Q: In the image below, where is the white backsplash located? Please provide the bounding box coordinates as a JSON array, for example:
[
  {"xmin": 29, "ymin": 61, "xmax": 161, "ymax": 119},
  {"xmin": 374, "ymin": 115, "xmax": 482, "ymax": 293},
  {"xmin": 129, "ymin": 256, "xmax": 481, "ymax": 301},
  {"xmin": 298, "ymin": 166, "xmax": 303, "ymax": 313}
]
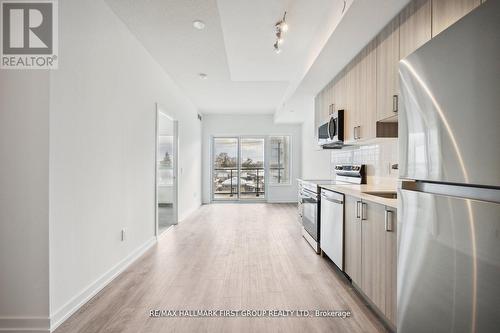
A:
[{"xmin": 331, "ymin": 139, "xmax": 399, "ymax": 186}]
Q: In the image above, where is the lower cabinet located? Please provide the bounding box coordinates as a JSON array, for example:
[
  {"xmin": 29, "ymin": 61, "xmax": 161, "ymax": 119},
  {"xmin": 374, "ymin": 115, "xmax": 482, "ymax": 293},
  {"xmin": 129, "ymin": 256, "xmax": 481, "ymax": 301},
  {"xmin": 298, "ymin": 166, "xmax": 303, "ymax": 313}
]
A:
[
  {"xmin": 361, "ymin": 201, "xmax": 387, "ymax": 314},
  {"xmin": 344, "ymin": 197, "xmax": 397, "ymax": 327},
  {"xmin": 344, "ymin": 195, "xmax": 362, "ymax": 285},
  {"xmin": 385, "ymin": 206, "xmax": 397, "ymax": 326}
]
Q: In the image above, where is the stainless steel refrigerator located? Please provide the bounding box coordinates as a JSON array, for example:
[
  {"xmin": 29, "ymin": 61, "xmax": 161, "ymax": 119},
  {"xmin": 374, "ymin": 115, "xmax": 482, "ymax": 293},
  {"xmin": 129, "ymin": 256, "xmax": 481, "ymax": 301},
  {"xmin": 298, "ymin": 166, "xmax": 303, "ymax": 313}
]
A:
[{"xmin": 398, "ymin": 1, "xmax": 500, "ymax": 332}]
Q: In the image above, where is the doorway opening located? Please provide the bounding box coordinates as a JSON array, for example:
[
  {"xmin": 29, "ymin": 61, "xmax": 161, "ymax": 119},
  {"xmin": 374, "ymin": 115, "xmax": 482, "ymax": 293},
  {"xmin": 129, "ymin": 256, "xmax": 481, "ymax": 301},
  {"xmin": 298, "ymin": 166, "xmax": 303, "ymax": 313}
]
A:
[
  {"xmin": 212, "ymin": 137, "xmax": 265, "ymax": 201},
  {"xmin": 155, "ymin": 104, "xmax": 178, "ymax": 235}
]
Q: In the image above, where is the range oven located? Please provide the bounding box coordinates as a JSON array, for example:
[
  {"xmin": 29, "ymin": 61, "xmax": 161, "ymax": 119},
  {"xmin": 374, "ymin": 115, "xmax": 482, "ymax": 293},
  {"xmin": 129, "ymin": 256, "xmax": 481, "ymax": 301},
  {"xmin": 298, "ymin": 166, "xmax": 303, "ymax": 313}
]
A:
[
  {"xmin": 298, "ymin": 164, "xmax": 366, "ymax": 254},
  {"xmin": 299, "ymin": 182, "xmax": 320, "ymax": 253}
]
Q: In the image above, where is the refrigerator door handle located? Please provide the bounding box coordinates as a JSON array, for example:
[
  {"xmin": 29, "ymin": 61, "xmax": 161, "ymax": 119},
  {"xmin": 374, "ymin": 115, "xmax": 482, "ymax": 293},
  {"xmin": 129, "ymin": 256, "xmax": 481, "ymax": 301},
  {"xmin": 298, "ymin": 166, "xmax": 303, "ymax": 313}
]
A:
[{"xmin": 401, "ymin": 180, "xmax": 500, "ymax": 204}]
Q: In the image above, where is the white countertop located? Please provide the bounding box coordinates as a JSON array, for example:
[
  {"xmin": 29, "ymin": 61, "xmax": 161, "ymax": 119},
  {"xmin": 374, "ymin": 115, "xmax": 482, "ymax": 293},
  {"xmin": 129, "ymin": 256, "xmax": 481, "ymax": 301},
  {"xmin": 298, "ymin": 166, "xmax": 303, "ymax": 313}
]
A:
[{"xmin": 319, "ymin": 183, "xmax": 398, "ymax": 208}]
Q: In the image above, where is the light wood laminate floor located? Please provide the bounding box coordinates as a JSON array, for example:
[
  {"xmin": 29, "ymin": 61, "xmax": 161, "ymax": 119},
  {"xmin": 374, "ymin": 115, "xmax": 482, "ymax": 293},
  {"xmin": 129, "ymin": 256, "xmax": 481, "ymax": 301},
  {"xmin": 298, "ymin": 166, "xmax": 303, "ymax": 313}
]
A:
[{"xmin": 55, "ymin": 203, "xmax": 387, "ymax": 333}]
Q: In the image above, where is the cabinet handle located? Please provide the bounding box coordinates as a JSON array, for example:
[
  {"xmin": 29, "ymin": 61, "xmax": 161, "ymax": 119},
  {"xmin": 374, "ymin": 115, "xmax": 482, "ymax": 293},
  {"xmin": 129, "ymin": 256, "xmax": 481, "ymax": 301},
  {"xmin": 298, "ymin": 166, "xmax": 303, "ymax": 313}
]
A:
[
  {"xmin": 385, "ymin": 210, "xmax": 394, "ymax": 231},
  {"xmin": 357, "ymin": 126, "xmax": 361, "ymax": 139},
  {"xmin": 392, "ymin": 95, "xmax": 398, "ymax": 113},
  {"xmin": 356, "ymin": 201, "xmax": 361, "ymax": 219},
  {"xmin": 353, "ymin": 126, "xmax": 361, "ymax": 140},
  {"xmin": 361, "ymin": 202, "xmax": 367, "ymax": 220}
]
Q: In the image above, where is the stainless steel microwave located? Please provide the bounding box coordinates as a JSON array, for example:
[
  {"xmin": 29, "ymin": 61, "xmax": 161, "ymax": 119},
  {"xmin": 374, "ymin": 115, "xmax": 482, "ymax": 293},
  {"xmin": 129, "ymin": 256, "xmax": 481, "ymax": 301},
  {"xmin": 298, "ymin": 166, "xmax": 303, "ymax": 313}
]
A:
[{"xmin": 318, "ymin": 109, "xmax": 344, "ymax": 148}]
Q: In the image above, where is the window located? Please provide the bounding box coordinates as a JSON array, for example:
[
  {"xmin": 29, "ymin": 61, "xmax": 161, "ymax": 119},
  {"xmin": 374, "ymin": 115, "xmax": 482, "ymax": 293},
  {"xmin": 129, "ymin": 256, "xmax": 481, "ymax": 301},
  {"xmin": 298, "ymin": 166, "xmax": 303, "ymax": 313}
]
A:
[
  {"xmin": 212, "ymin": 137, "xmax": 265, "ymax": 200},
  {"xmin": 269, "ymin": 136, "xmax": 290, "ymax": 184}
]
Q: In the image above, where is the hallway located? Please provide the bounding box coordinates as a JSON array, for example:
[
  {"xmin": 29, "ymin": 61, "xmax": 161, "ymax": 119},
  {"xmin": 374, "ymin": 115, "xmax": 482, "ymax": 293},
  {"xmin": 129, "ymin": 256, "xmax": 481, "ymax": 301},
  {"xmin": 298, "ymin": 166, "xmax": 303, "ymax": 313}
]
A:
[{"xmin": 55, "ymin": 204, "xmax": 386, "ymax": 333}]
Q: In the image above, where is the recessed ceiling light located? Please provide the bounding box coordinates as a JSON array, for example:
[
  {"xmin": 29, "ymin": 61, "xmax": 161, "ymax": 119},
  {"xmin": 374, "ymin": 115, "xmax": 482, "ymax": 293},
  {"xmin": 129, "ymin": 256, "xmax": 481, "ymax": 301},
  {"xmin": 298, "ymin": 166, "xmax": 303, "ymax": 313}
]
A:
[
  {"xmin": 198, "ymin": 73, "xmax": 208, "ymax": 79},
  {"xmin": 193, "ymin": 20, "xmax": 205, "ymax": 30}
]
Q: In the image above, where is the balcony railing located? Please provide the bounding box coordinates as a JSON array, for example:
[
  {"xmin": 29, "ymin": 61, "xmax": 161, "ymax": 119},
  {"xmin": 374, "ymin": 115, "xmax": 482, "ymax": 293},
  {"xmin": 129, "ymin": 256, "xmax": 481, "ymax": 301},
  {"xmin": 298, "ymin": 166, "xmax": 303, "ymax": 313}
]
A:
[{"xmin": 213, "ymin": 167, "xmax": 265, "ymax": 198}]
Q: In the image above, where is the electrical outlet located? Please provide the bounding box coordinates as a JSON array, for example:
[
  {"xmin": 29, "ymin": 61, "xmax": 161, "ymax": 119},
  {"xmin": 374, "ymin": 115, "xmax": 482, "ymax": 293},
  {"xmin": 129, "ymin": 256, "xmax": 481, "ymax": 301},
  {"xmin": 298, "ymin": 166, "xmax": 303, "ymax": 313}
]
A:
[{"xmin": 121, "ymin": 228, "xmax": 127, "ymax": 241}]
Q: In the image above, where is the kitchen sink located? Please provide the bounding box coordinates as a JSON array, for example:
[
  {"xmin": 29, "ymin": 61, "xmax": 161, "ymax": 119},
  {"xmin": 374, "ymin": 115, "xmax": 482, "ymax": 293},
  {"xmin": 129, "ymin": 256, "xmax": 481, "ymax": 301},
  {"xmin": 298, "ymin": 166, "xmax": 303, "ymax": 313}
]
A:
[{"xmin": 363, "ymin": 191, "xmax": 397, "ymax": 199}]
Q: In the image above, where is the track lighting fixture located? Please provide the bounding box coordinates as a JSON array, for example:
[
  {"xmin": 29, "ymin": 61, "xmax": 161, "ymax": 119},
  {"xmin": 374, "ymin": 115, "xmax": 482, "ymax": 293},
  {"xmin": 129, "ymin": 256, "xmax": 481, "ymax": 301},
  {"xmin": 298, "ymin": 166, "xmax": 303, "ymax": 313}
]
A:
[{"xmin": 273, "ymin": 11, "xmax": 288, "ymax": 54}]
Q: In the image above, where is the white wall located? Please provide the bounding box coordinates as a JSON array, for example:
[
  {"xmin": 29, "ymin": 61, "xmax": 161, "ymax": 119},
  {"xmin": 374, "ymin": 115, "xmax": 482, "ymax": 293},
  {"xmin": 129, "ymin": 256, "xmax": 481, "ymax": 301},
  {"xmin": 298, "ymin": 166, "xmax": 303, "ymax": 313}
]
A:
[
  {"xmin": 0, "ymin": 71, "xmax": 51, "ymax": 331},
  {"xmin": 48, "ymin": 0, "xmax": 201, "ymax": 328},
  {"xmin": 202, "ymin": 114, "xmax": 301, "ymax": 203},
  {"xmin": 301, "ymin": 103, "xmax": 333, "ymax": 179}
]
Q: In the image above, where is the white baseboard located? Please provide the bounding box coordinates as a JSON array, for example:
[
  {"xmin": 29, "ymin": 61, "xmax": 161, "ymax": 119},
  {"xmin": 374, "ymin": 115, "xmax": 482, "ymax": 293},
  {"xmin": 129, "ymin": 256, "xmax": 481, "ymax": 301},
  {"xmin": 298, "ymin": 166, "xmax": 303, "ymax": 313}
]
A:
[
  {"xmin": 178, "ymin": 203, "xmax": 201, "ymax": 222},
  {"xmin": 49, "ymin": 237, "xmax": 157, "ymax": 332},
  {"xmin": 0, "ymin": 317, "xmax": 50, "ymax": 333}
]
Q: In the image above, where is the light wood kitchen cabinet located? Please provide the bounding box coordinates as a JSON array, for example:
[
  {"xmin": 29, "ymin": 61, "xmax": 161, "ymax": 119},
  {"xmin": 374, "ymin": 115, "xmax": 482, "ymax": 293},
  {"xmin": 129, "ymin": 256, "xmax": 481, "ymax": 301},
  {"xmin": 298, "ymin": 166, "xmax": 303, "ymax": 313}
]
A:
[
  {"xmin": 344, "ymin": 60, "xmax": 358, "ymax": 142},
  {"xmin": 357, "ymin": 41, "xmax": 377, "ymax": 141},
  {"xmin": 432, "ymin": 0, "xmax": 480, "ymax": 37},
  {"xmin": 327, "ymin": 80, "xmax": 335, "ymax": 118},
  {"xmin": 314, "ymin": 0, "xmax": 482, "ymax": 145},
  {"xmin": 384, "ymin": 207, "xmax": 397, "ymax": 327},
  {"xmin": 333, "ymin": 71, "xmax": 345, "ymax": 113},
  {"xmin": 399, "ymin": 0, "xmax": 432, "ymax": 59},
  {"xmin": 361, "ymin": 200, "xmax": 387, "ymax": 314},
  {"xmin": 320, "ymin": 83, "xmax": 333, "ymax": 124},
  {"xmin": 314, "ymin": 94, "xmax": 320, "ymax": 141},
  {"xmin": 344, "ymin": 195, "xmax": 362, "ymax": 286},
  {"xmin": 318, "ymin": 88, "xmax": 326, "ymax": 126},
  {"xmin": 376, "ymin": 16, "xmax": 400, "ymax": 121},
  {"xmin": 343, "ymin": 41, "xmax": 393, "ymax": 144},
  {"xmin": 318, "ymin": 89, "xmax": 325, "ymax": 125},
  {"xmin": 344, "ymin": 196, "xmax": 398, "ymax": 328}
]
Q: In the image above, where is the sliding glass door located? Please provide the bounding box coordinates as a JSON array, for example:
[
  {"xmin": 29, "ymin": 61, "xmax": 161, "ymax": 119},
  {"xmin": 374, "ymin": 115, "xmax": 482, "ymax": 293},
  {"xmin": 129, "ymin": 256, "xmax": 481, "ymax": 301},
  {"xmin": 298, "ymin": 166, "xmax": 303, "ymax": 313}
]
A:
[
  {"xmin": 239, "ymin": 138, "xmax": 265, "ymax": 199},
  {"xmin": 213, "ymin": 138, "xmax": 238, "ymax": 200},
  {"xmin": 212, "ymin": 137, "xmax": 265, "ymax": 201}
]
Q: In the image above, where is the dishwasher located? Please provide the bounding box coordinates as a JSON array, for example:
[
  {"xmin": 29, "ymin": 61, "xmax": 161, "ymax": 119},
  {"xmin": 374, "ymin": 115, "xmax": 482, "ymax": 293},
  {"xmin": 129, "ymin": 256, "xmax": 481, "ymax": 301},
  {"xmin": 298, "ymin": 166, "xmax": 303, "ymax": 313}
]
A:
[{"xmin": 320, "ymin": 189, "xmax": 344, "ymax": 270}]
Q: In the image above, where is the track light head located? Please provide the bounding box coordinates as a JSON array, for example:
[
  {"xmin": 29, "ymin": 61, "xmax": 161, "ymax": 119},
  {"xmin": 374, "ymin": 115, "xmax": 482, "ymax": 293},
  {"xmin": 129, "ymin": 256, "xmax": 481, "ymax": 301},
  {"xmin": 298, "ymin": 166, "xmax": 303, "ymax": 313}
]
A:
[{"xmin": 273, "ymin": 11, "xmax": 287, "ymax": 54}]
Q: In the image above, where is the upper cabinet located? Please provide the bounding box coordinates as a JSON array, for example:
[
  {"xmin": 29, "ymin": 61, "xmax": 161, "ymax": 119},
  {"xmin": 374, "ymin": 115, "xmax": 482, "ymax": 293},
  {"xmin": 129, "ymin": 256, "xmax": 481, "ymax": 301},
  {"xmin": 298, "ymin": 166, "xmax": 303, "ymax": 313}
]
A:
[
  {"xmin": 317, "ymin": 83, "xmax": 334, "ymax": 127},
  {"xmin": 344, "ymin": 60, "xmax": 358, "ymax": 142},
  {"xmin": 356, "ymin": 41, "xmax": 377, "ymax": 141},
  {"xmin": 314, "ymin": 94, "xmax": 320, "ymax": 141},
  {"xmin": 376, "ymin": 16, "xmax": 400, "ymax": 122},
  {"xmin": 399, "ymin": 0, "xmax": 431, "ymax": 59},
  {"xmin": 313, "ymin": 0, "xmax": 483, "ymax": 146},
  {"xmin": 432, "ymin": 0, "xmax": 481, "ymax": 37}
]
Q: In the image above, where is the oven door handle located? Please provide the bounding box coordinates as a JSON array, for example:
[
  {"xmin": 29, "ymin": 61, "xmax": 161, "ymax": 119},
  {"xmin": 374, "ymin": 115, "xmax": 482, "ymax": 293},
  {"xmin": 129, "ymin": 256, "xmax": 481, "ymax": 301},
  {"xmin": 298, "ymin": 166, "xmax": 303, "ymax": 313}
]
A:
[
  {"xmin": 301, "ymin": 197, "xmax": 318, "ymax": 204},
  {"xmin": 300, "ymin": 191, "xmax": 317, "ymax": 199}
]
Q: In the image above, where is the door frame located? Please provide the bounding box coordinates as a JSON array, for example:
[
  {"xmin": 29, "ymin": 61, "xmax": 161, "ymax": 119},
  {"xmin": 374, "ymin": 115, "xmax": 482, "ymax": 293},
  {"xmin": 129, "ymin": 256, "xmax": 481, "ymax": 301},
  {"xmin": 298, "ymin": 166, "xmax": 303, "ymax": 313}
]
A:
[
  {"xmin": 210, "ymin": 135, "xmax": 267, "ymax": 203},
  {"xmin": 154, "ymin": 103, "xmax": 179, "ymax": 237}
]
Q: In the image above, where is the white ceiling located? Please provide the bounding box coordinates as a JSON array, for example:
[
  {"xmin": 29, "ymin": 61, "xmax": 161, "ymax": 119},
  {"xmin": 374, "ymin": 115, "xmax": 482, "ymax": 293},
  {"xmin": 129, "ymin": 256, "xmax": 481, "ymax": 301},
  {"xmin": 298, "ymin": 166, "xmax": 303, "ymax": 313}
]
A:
[
  {"xmin": 105, "ymin": 0, "xmax": 410, "ymax": 120},
  {"xmin": 218, "ymin": 0, "xmax": 337, "ymax": 82},
  {"xmin": 104, "ymin": 0, "xmax": 346, "ymax": 114}
]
